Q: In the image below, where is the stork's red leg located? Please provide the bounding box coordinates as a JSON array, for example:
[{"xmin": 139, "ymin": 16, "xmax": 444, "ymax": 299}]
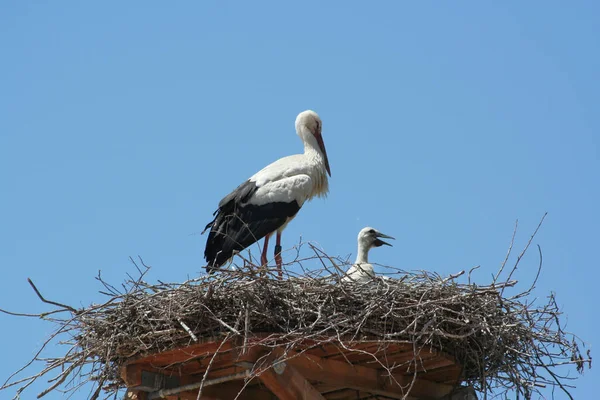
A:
[
  {"xmin": 274, "ymin": 232, "xmax": 283, "ymax": 279},
  {"xmin": 261, "ymin": 235, "xmax": 270, "ymax": 266}
]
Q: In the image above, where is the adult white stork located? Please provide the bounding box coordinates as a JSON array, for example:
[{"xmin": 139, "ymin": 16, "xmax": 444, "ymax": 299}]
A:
[
  {"xmin": 203, "ymin": 110, "xmax": 331, "ymax": 277},
  {"xmin": 342, "ymin": 227, "xmax": 395, "ymax": 283}
]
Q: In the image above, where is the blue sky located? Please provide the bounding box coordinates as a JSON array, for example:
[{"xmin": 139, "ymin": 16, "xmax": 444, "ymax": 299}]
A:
[{"xmin": 1, "ymin": 2, "xmax": 598, "ymax": 398}]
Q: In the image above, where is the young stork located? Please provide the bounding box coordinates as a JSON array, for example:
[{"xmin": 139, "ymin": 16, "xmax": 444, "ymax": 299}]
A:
[
  {"xmin": 342, "ymin": 227, "xmax": 395, "ymax": 283},
  {"xmin": 203, "ymin": 110, "xmax": 331, "ymax": 277}
]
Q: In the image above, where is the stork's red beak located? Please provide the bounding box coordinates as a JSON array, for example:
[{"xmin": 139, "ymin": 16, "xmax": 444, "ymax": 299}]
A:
[{"xmin": 315, "ymin": 134, "xmax": 331, "ymax": 177}]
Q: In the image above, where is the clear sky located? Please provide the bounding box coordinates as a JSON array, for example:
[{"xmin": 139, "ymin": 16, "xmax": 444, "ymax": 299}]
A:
[{"xmin": 1, "ymin": 2, "xmax": 598, "ymax": 399}]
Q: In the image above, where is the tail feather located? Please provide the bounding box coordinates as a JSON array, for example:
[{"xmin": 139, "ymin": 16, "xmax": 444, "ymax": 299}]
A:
[{"xmin": 203, "ymin": 201, "xmax": 300, "ymax": 273}]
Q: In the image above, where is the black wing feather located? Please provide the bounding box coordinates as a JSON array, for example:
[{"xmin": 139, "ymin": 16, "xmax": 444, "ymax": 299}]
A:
[{"xmin": 204, "ymin": 180, "xmax": 300, "ymax": 272}]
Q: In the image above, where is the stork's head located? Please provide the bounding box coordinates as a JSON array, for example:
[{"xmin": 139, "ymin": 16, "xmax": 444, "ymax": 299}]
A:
[
  {"xmin": 358, "ymin": 227, "xmax": 395, "ymax": 249},
  {"xmin": 295, "ymin": 110, "xmax": 331, "ymax": 176}
]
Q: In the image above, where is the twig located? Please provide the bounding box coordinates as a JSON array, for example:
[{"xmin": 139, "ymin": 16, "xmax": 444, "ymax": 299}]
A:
[
  {"xmin": 0, "ymin": 221, "xmax": 590, "ymax": 400},
  {"xmin": 27, "ymin": 278, "xmax": 78, "ymax": 314},
  {"xmin": 178, "ymin": 319, "xmax": 198, "ymax": 342},
  {"xmin": 195, "ymin": 334, "xmax": 231, "ymax": 400}
]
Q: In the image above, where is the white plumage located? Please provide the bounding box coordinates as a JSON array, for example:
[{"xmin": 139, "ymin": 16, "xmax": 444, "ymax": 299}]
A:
[
  {"xmin": 342, "ymin": 227, "xmax": 395, "ymax": 283},
  {"xmin": 204, "ymin": 110, "xmax": 331, "ymax": 277}
]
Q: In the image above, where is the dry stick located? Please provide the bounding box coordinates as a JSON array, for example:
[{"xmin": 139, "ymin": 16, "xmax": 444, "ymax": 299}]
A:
[
  {"xmin": 151, "ymin": 371, "xmax": 251, "ymax": 400},
  {"xmin": 501, "ymin": 213, "xmax": 548, "ymax": 297},
  {"xmin": 1, "ymin": 321, "xmax": 75, "ymax": 390},
  {"xmin": 177, "ymin": 318, "xmax": 198, "ymax": 342},
  {"xmin": 536, "ymin": 352, "xmax": 575, "ymax": 400},
  {"xmin": 243, "ymin": 303, "xmax": 250, "ymax": 355},
  {"xmin": 96, "ymin": 270, "xmax": 122, "ymax": 296},
  {"xmin": 308, "ymin": 243, "xmax": 346, "ymax": 276},
  {"xmin": 27, "ymin": 278, "xmax": 78, "ymax": 313},
  {"xmin": 495, "ymin": 219, "xmax": 519, "ymax": 283},
  {"xmin": 468, "ymin": 265, "xmax": 480, "ymax": 285},
  {"xmin": 194, "ymin": 334, "xmax": 231, "ymax": 400},
  {"xmin": 530, "ymin": 244, "xmax": 544, "ymax": 292},
  {"xmin": 231, "ymin": 350, "xmax": 284, "ymax": 400},
  {"xmin": 36, "ymin": 361, "xmax": 81, "ymax": 399},
  {"xmin": 1, "ymin": 232, "xmax": 591, "ymax": 400},
  {"xmin": 441, "ymin": 270, "xmax": 465, "ymax": 284},
  {"xmin": 0, "ymin": 308, "xmax": 55, "ymax": 318},
  {"xmin": 510, "ymin": 244, "xmax": 544, "ymax": 301}
]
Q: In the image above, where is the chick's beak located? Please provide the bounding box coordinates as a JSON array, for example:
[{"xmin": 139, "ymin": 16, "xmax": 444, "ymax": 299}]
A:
[{"xmin": 374, "ymin": 232, "xmax": 395, "ymax": 247}]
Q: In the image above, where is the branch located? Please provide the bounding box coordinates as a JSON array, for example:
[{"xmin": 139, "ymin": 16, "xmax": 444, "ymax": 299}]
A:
[{"xmin": 27, "ymin": 278, "xmax": 77, "ymax": 314}]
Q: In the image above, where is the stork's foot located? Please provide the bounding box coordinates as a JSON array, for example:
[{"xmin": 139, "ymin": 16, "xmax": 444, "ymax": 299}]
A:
[{"xmin": 274, "ymin": 244, "xmax": 283, "ymax": 279}]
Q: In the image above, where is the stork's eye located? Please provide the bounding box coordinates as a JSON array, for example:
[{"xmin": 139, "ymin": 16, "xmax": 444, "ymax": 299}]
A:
[{"xmin": 369, "ymin": 229, "xmax": 376, "ymax": 234}]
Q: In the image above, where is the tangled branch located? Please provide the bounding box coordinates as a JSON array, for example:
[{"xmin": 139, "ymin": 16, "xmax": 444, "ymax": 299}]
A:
[{"xmin": 0, "ymin": 217, "xmax": 591, "ymax": 399}]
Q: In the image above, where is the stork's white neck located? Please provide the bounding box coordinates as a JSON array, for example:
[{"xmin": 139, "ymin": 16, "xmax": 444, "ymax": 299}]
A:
[
  {"xmin": 301, "ymin": 133, "xmax": 325, "ymax": 169},
  {"xmin": 355, "ymin": 242, "xmax": 370, "ymax": 264},
  {"xmin": 301, "ymin": 129, "xmax": 323, "ymax": 156}
]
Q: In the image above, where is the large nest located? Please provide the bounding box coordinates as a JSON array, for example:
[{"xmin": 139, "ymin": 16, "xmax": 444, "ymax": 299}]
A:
[{"xmin": 0, "ymin": 218, "xmax": 591, "ymax": 399}]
